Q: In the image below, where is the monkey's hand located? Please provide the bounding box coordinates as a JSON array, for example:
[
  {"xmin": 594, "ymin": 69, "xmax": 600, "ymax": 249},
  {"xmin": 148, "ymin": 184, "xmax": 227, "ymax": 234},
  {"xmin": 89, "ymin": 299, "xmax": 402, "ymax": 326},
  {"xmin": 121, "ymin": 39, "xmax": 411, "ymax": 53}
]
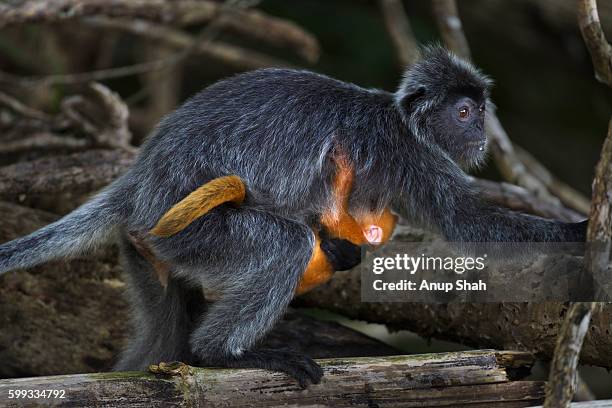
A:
[{"xmin": 319, "ymin": 229, "xmax": 362, "ymax": 271}]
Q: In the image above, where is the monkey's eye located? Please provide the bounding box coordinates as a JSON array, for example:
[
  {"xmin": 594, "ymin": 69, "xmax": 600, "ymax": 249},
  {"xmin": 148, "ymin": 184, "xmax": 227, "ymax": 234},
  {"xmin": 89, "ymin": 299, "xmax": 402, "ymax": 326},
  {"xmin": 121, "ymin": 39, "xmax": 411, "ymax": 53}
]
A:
[
  {"xmin": 478, "ymin": 105, "xmax": 485, "ymax": 113},
  {"xmin": 458, "ymin": 107, "xmax": 470, "ymax": 120}
]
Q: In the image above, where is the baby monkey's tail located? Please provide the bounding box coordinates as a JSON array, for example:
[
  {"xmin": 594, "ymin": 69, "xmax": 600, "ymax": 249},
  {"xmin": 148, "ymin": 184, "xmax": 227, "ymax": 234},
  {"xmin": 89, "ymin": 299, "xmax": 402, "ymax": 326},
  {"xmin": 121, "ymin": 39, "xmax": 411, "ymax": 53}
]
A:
[{"xmin": 150, "ymin": 175, "xmax": 246, "ymax": 237}]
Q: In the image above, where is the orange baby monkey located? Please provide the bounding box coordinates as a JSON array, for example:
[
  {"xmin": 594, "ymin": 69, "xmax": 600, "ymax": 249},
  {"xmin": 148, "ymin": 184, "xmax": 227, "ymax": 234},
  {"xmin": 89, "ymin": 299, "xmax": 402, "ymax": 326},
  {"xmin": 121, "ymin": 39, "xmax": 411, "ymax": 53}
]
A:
[{"xmin": 149, "ymin": 151, "xmax": 397, "ymax": 294}]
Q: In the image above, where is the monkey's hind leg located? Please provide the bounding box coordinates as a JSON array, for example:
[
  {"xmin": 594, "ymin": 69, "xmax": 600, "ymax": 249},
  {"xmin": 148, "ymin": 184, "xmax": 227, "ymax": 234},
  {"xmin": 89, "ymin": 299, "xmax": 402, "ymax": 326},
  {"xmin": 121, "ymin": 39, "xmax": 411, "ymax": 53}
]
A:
[
  {"xmin": 156, "ymin": 208, "xmax": 323, "ymax": 387},
  {"xmin": 114, "ymin": 233, "xmax": 205, "ymax": 371}
]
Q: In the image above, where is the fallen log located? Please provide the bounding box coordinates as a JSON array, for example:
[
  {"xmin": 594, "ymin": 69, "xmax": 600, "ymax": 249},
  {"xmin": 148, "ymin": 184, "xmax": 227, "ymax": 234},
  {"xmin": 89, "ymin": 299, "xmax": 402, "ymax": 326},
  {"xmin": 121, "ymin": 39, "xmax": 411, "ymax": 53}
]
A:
[
  {"xmin": 0, "ymin": 149, "xmax": 136, "ymax": 198},
  {"xmin": 532, "ymin": 402, "xmax": 612, "ymax": 408},
  {"xmin": 0, "ymin": 350, "xmax": 544, "ymax": 408},
  {"xmin": 298, "ymin": 226, "xmax": 612, "ymax": 369}
]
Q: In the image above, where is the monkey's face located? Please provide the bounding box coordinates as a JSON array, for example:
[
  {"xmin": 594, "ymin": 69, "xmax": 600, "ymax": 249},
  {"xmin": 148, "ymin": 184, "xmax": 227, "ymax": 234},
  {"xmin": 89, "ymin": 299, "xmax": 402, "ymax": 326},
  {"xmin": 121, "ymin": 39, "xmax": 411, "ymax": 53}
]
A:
[{"xmin": 430, "ymin": 94, "xmax": 487, "ymax": 170}]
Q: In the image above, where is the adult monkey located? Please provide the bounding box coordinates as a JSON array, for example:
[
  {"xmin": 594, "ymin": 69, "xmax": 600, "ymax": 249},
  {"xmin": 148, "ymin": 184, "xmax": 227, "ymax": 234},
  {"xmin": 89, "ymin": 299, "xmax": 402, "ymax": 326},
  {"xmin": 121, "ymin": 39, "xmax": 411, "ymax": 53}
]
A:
[{"xmin": 0, "ymin": 47, "xmax": 586, "ymax": 387}]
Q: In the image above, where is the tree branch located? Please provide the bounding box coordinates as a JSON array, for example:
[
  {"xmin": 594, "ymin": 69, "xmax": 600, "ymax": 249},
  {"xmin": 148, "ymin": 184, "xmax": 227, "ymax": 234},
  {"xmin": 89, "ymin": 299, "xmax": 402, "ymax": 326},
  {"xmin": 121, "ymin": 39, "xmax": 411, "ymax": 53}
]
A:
[
  {"xmin": 431, "ymin": 0, "xmax": 471, "ymax": 60},
  {"xmin": 545, "ymin": 303, "xmax": 597, "ymax": 407},
  {"xmin": 0, "ymin": 351, "xmax": 546, "ymax": 407},
  {"xmin": 545, "ymin": 2, "xmax": 612, "ymax": 404},
  {"xmin": 0, "ymin": 0, "xmax": 318, "ymax": 63},
  {"xmin": 82, "ymin": 17, "xmax": 292, "ymax": 70},
  {"xmin": 578, "ymin": 0, "xmax": 612, "ymax": 87},
  {"xmin": 0, "ymin": 149, "xmax": 136, "ymax": 198},
  {"xmin": 378, "ymin": 0, "xmax": 420, "ymax": 66},
  {"xmin": 0, "ymin": 0, "xmax": 290, "ymax": 87},
  {"xmin": 470, "ymin": 177, "xmax": 584, "ymax": 222},
  {"xmin": 515, "ymin": 145, "xmax": 591, "ymax": 215}
]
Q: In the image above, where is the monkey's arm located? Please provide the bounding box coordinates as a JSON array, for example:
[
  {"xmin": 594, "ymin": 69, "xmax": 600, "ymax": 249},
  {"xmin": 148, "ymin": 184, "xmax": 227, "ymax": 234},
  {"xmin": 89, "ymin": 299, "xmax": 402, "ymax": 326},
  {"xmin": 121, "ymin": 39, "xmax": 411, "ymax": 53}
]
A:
[{"xmin": 392, "ymin": 154, "xmax": 586, "ymax": 243}]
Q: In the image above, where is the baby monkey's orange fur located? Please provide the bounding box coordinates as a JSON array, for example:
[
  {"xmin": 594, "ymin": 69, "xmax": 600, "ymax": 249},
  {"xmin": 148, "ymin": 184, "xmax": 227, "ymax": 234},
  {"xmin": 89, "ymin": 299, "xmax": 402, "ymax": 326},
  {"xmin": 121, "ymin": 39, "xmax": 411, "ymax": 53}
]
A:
[
  {"xmin": 149, "ymin": 153, "xmax": 397, "ymax": 294},
  {"xmin": 296, "ymin": 152, "xmax": 396, "ymax": 294}
]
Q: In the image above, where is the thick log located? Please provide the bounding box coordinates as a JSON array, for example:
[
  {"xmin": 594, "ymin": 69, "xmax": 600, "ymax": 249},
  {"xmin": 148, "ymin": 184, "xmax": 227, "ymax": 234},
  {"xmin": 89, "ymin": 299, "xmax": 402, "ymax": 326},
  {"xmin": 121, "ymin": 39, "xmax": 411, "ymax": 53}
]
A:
[
  {"xmin": 0, "ymin": 149, "xmax": 135, "ymax": 198},
  {"xmin": 298, "ymin": 224, "xmax": 612, "ymax": 369},
  {"xmin": 0, "ymin": 351, "xmax": 545, "ymax": 407},
  {"xmin": 534, "ymin": 402, "xmax": 612, "ymax": 408}
]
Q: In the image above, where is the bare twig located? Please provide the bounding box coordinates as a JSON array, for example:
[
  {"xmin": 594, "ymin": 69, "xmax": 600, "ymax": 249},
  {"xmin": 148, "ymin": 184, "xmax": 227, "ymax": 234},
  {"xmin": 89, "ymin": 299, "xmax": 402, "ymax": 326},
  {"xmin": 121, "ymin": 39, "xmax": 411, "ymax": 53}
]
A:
[
  {"xmin": 583, "ymin": 120, "xmax": 612, "ymax": 300},
  {"xmin": 82, "ymin": 17, "xmax": 291, "ymax": 70},
  {"xmin": 0, "ymin": 91, "xmax": 53, "ymax": 122},
  {"xmin": 0, "ymin": 0, "xmax": 231, "ymax": 27},
  {"xmin": 0, "ymin": 0, "xmax": 268, "ymax": 87},
  {"xmin": 515, "ymin": 145, "xmax": 591, "ymax": 215},
  {"xmin": 470, "ymin": 177, "xmax": 584, "ymax": 222},
  {"xmin": 60, "ymin": 83, "xmax": 133, "ymax": 151},
  {"xmin": 0, "ymin": 83, "xmax": 133, "ymax": 152},
  {"xmin": 170, "ymin": 4, "xmax": 319, "ymax": 63},
  {"xmin": 0, "ymin": 133, "xmax": 88, "ymax": 154},
  {"xmin": 0, "ymin": 0, "xmax": 319, "ymax": 63},
  {"xmin": 577, "ymin": 0, "xmax": 612, "ymax": 304},
  {"xmin": 211, "ymin": 8, "xmax": 320, "ymax": 63},
  {"xmin": 0, "ymin": 58, "xmax": 180, "ymax": 87},
  {"xmin": 378, "ymin": 0, "xmax": 420, "ymax": 66},
  {"xmin": 485, "ymin": 112, "xmax": 561, "ymax": 204},
  {"xmin": 544, "ymin": 303, "xmax": 597, "ymax": 407},
  {"xmin": 578, "ymin": 0, "xmax": 612, "ymax": 87},
  {"xmin": 431, "ymin": 0, "xmax": 471, "ymax": 60}
]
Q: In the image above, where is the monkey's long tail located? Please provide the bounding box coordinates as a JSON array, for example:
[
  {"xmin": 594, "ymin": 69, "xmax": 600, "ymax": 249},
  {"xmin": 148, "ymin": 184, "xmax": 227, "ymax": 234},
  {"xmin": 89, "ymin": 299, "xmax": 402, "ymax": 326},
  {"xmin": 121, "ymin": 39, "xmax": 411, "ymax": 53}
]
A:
[{"xmin": 0, "ymin": 188, "xmax": 119, "ymax": 275}]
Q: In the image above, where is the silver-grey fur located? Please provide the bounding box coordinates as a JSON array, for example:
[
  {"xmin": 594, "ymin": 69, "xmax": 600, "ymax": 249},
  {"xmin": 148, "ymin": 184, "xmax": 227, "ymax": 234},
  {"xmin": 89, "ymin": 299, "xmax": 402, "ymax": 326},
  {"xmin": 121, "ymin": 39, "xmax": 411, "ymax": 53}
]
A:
[{"xmin": 0, "ymin": 46, "xmax": 586, "ymax": 386}]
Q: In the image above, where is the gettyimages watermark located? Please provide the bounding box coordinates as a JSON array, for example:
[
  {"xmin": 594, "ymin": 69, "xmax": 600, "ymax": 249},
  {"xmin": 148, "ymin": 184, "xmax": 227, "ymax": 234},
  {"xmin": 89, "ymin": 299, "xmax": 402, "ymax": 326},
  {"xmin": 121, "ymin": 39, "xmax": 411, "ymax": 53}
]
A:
[{"xmin": 359, "ymin": 241, "xmax": 611, "ymax": 303}]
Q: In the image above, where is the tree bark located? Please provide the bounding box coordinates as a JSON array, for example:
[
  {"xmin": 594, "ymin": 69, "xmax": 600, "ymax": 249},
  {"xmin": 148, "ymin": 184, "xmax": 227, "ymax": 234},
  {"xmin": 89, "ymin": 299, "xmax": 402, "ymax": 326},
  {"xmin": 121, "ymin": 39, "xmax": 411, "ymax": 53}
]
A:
[{"xmin": 0, "ymin": 351, "xmax": 546, "ymax": 408}]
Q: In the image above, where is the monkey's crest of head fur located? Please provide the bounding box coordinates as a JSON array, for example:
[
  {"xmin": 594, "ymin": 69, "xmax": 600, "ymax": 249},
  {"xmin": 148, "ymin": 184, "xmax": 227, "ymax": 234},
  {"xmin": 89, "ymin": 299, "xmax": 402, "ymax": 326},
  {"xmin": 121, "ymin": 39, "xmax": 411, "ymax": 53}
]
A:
[{"xmin": 394, "ymin": 45, "xmax": 493, "ymax": 137}]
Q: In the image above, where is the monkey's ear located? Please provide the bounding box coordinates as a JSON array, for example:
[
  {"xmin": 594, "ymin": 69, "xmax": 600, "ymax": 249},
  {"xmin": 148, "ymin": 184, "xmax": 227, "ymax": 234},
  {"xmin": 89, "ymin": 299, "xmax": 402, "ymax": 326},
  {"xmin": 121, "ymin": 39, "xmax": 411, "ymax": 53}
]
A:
[{"xmin": 399, "ymin": 86, "xmax": 426, "ymax": 114}]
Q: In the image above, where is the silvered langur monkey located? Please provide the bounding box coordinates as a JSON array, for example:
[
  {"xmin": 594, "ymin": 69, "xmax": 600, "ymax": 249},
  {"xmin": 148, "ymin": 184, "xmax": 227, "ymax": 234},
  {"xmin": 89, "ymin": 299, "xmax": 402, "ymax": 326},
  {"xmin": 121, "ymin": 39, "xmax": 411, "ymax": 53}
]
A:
[{"xmin": 0, "ymin": 46, "xmax": 587, "ymax": 387}]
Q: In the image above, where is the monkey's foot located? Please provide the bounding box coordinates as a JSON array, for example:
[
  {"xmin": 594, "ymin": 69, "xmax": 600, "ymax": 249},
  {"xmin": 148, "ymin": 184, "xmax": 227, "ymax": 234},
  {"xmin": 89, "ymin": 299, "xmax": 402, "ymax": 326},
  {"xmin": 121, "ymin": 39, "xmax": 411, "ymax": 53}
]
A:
[{"xmin": 205, "ymin": 348, "xmax": 324, "ymax": 388}]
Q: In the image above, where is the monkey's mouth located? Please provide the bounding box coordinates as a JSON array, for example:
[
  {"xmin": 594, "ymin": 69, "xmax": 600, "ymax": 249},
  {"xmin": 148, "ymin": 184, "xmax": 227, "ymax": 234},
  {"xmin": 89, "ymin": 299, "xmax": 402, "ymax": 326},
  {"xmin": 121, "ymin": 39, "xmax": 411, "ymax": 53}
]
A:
[{"xmin": 466, "ymin": 139, "xmax": 487, "ymax": 152}]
